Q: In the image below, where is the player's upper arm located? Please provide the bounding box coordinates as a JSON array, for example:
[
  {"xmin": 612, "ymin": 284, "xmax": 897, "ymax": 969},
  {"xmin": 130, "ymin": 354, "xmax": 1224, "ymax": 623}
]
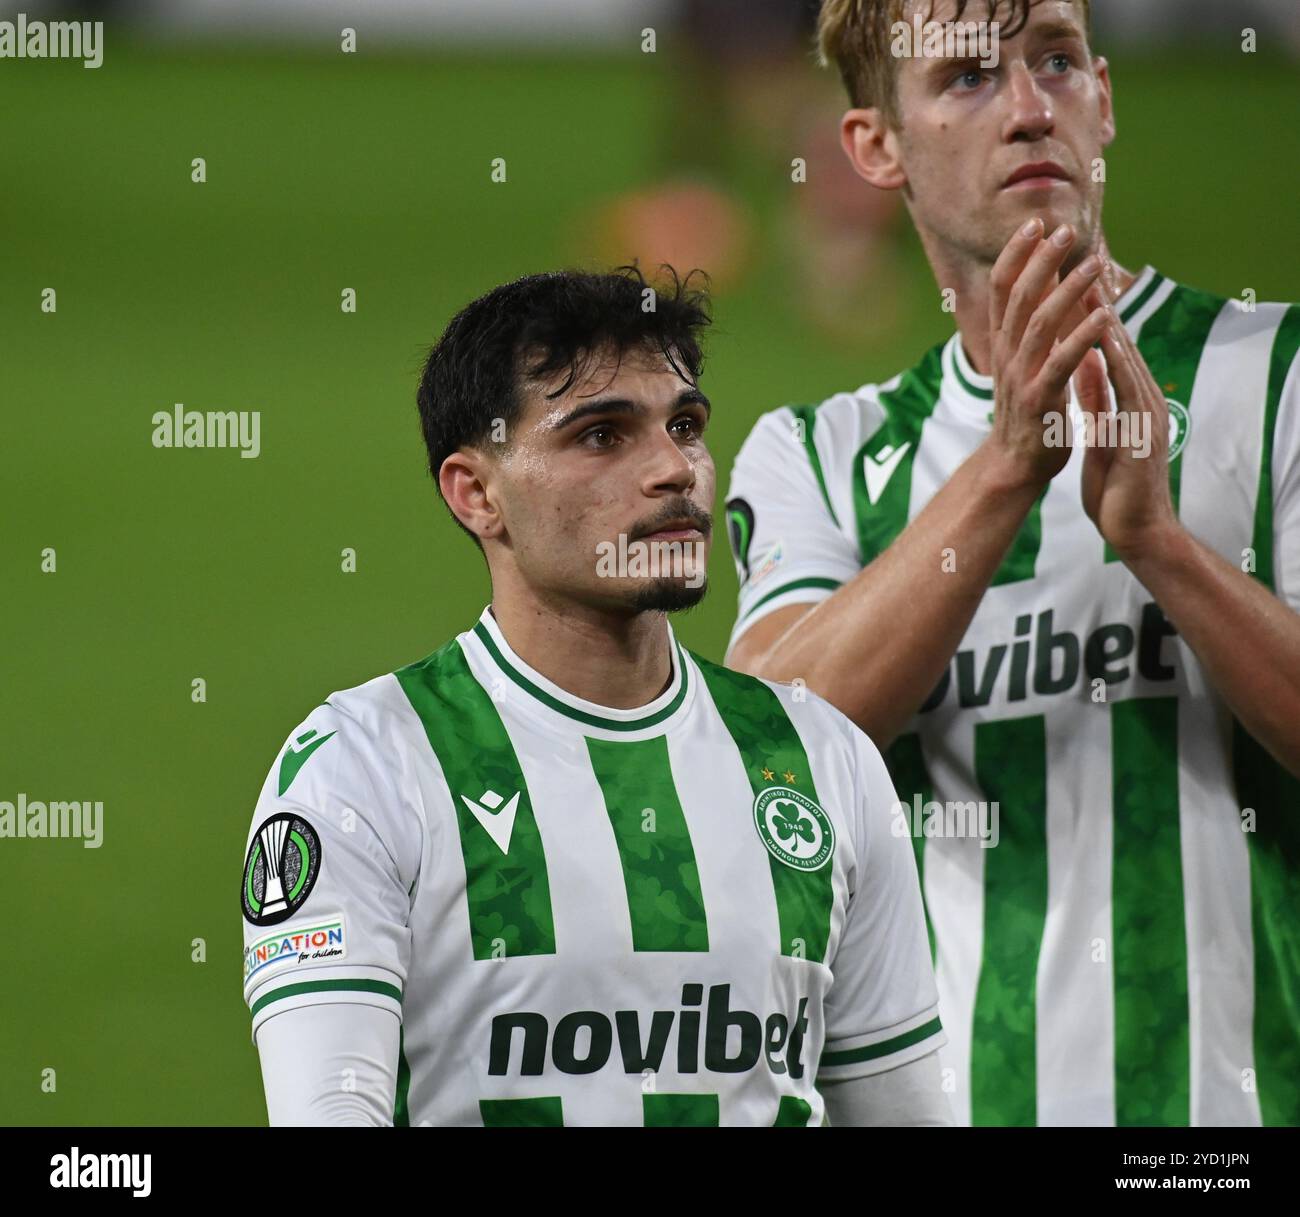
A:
[
  {"xmin": 258, "ymin": 1002, "xmax": 401, "ymax": 1126},
  {"xmin": 241, "ymin": 696, "xmax": 422, "ymax": 1045},
  {"xmin": 725, "ymin": 404, "xmax": 863, "ymax": 657},
  {"xmin": 818, "ymin": 710, "xmax": 944, "ymax": 1084}
]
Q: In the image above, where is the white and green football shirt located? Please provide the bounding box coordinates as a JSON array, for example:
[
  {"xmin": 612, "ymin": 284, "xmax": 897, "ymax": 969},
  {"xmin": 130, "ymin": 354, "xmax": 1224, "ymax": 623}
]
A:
[
  {"xmin": 725, "ymin": 268, "xmax": 1300, "ymax": 1127},
  {"xmin": 240, "ymin": 606, "xmax": 944, "ymax": 1127}
]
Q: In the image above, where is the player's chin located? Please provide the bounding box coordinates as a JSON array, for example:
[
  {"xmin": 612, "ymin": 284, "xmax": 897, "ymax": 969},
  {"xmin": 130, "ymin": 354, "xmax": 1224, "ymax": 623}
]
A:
[{"xmin": 626, "ymin": 576, "xmax": 709, "ymax": 614}]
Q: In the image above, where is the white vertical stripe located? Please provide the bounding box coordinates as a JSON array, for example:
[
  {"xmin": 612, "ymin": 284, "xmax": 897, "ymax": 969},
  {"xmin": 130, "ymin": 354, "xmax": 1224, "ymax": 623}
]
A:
[
  {"xmin": 1175, "ymin": 653, "xmax": 1262, "ymax": 1125},
  {"xmin": 918, "ymin": 726, "xmax": 983, "ymax": 1126},
  {"xmin": 1037, "ymin": 682, "xmax": 1116, "ymax": 1125},
  {"xmin": 1177, "ymin": 302, "xmax": 1283, "ymax": 563}
]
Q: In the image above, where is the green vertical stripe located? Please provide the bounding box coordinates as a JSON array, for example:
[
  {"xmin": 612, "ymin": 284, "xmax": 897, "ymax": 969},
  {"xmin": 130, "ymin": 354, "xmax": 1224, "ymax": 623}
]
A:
[
  {"xmin": 1238, "ymin": 304, "xmax": 1300, "ymax": 1127},
  {"xmin": 990, "ymin": 486, "xmax": 1049, "ymax": 586},
  {"xmin": 1105, "ymin": 285, "xmax": 1225, "ymax": 563},
  {"xmin": 1234, "ymin": 725, "xmax": 1300, "ymax": 1127},
  {"xmin": 774, "ymin": 1095, "xmax": 814, "ymax": 1126},
  {"xmin": 885, "ymin": 733, "xmax": 936, "ymax": 962},
  {"xmin": 479, "ymin": 1096, "xmax": 564, "ymax": 1127},
  {"xmin": 693, "ymin": 654, "xmax": 836, "ymax": 963},
  {"xmin": 788, "ymin": 404, "xmax": 841, "ymax": 528},
  {"xmin": 585, "ymin": 735, "xmax": 709, "ymax": 952},
  {"xmin": 642, "ymin": 1092, "xmax": 719, "ymax": 1126},
  {"xmin": 970, "ymin": 715, "xmax": 1048, "ymax": 1127},
  {"xmin": 852, "ymin": 344, "xmax": 945, "ymax": 564},
  {"xmin": 393, "ymin": 1025, "xmax": 410, "ymax": 1127},
  {"xmin": 395, "ymin": 641, "xmax": 556, "ymax": 960},
  {"xmin": 1112, "ymin": 696, "xmax": 1188, "ymax": 1126}
]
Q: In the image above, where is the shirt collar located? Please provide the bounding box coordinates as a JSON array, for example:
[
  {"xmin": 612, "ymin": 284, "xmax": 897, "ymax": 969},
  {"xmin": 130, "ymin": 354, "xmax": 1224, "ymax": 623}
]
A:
[
  {"xmin": 465, "ymin": 605, "xmax": 693, "ymax": 736},
  {"xmin": 942, "ymin": 265, "xmax": 1161, "ymax": 429}
]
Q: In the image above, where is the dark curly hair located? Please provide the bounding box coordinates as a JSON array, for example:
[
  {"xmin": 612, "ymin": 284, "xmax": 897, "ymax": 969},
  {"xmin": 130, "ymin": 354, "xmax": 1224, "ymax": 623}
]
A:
[{"xmin": 416, "ymin": 265, "xmax": 712, "ymax": 541}]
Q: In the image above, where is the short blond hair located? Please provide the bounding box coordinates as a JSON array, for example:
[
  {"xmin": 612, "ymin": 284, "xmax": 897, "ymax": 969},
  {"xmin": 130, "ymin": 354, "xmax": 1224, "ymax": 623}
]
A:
[{"xmin": 817, "ymin": 0, "xmax": 1092, "ymax": 124}]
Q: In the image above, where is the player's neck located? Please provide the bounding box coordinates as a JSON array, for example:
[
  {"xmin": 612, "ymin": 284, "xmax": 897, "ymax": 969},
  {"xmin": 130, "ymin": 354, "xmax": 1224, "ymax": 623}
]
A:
[
  {"xmin": 484, "ymin": 584, "xmax": 676, "ymax": 711},
  {"xmin": 938, "ymin": 233, "xmax": 1135, "ymax": 377}
]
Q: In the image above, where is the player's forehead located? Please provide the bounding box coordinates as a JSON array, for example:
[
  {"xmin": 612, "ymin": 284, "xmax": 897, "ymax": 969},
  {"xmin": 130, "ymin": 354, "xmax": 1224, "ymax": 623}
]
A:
[
  {"xmin": 520, "ymin": 343, "xmax": 701, "ymax": 430},
  {"xmin": 898, "ymin": 0, "xmax": 1086, "ymax": 50}
]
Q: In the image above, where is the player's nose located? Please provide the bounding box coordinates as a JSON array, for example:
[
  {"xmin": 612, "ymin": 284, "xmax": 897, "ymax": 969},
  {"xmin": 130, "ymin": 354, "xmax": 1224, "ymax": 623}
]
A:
[
  {"xmin": 641, "ymin": 428, "xmax": 698, "ymax": 496},
  {"xmin": 1001, "ymin": 62, "xmax": 1055, "ymax": 142}
]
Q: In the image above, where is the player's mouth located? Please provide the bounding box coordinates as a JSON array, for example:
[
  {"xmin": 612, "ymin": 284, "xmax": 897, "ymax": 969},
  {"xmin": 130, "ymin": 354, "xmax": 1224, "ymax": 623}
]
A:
[
  {"xmin": 1002, "ymin": 161, "xmax": 1072, "ymax": 190},
  {"xmin": 639, "ymin": 520, "xmax": 707, "ymax": 542}
]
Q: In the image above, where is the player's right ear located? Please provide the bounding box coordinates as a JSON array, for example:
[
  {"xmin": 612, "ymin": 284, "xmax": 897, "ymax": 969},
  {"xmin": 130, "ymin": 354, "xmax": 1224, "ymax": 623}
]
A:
[
  {"xmin": 840, "ymin": 108, "xmax": 907, "ymax": 192},
  {"xmin": 439, "ymin": 450, "xmax": 503, "ymax": 541}
]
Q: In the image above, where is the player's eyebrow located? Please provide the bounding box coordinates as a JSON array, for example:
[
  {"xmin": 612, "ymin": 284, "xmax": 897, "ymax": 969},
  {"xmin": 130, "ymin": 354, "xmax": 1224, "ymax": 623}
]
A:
[
  {"xmin": 549, "ymin": 388, "xmax": 710, "ymax": 432},
  {"xmin": 1026, "ymin": 19, "xmax": 1088, "ymax": 48}
]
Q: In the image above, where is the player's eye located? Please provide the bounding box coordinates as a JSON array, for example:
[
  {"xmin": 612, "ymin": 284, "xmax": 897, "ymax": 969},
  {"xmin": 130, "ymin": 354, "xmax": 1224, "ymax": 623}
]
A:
[
  {"xmin": 578, "ymin": 424, "xmax": 618, "ymax": 449},
  {"xmin": 951, "ymin": 67, "xmax": 986, "ymax": 91},
  {"xmin": 1044, "ymin": 52, "xmax": 1074, "ymax": 74},
  {"xmin": 670, "ymin": 413, "xmax": 705, "ymax": 441}
]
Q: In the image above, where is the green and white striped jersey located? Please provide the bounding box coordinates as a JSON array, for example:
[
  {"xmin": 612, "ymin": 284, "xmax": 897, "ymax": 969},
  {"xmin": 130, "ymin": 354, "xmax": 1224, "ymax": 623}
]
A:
[
  {"xmin": 725, "ymin": 267, "xmax": 1300, "ymax": 1127},
  {"xmin": 240, "ymin": 606, "xmax": 943, "ymax": 1126}
]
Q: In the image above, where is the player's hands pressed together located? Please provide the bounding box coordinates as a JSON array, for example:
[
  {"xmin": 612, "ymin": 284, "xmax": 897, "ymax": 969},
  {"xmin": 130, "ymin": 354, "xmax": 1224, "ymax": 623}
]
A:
[
  {"xmin": 984, "ymin": 218, "xmax": 1112, "ymax": 489},
  {"xmin": 1074, "ymin": 271, "xmax": 1180, "ymax": 561}
]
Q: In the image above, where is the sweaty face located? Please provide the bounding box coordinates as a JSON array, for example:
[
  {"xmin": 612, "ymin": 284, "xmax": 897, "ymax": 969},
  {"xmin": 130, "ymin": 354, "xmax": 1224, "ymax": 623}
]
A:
[
  {"xmin": 488, "ymin": 345, "xmax": 715, "ymax": 615},
  {"xmin": 893, "ymin": 0, "xmax": 1113, "ymax": 268}
]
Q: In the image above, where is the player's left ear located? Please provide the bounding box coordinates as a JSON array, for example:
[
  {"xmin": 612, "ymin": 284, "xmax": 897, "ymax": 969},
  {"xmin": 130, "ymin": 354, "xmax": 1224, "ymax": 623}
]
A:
[{"xmin": 1093, "ymin": 56, "xmax": 1116, "ymax": 148}]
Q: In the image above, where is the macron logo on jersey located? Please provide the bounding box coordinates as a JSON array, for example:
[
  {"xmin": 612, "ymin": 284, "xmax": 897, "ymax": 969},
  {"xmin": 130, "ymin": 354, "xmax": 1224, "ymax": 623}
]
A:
[
  {"xmin": 277, "ymin": 728, "xmax": 337, "ymax": 796},
  {"xmin": 863, "ymin": 442, "xmax": 912, "ymax": 505},
  {"xmin": 461, "ymin": 788, "xmax": 520, "ymax": 854}
]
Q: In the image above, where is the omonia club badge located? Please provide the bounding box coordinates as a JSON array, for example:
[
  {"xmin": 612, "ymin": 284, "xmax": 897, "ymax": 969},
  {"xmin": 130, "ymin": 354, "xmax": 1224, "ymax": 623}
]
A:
[
  {"xmin": 243, "ymin": 813, "xmax": 321, "ymax": 926},
  {"xmin": 753, "ymin": 787, "xmax": 834, "ymax": 872}
]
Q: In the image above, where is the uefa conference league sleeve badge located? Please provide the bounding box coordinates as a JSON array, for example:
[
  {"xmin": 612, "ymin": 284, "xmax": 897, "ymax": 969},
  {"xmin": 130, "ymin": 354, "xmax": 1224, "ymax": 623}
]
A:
[{"xmin": 242, "ymin": 813, "xmax": 322, "ymax": 926}]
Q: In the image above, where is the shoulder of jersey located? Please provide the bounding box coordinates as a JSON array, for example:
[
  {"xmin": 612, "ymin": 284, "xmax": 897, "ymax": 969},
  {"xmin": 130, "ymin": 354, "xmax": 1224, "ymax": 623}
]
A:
[{"xmin": 694, "ymin": 653, "xmax": 861, "ymax": 755}]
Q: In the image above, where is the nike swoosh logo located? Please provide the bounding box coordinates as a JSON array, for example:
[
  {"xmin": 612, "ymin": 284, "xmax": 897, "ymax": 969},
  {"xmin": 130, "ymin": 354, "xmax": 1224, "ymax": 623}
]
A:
[
  {"xmin": 461, "ymin": 791, "xmax": 521, "ymax": 855},
  {"xmin": 277, "ymin": 729, "xmax": 337, "ymax": 796},
  {"xmin": 863, "ymin": 442, "xmax": 912, "ymax": 506}
]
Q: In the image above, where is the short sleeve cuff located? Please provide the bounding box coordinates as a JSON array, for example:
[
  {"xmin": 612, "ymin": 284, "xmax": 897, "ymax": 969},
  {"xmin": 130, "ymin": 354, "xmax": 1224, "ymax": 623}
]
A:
[
  {"xmin": 818, "ymin": 1007, "xmax": 945, "ymax": 1082},
  {"xmin": 730, "ymin": 574, "xmax": 846, "ymax": 650},
  {"xmin": 247, "ymin": 965, "xmax": 404, "ymax": 1043}
]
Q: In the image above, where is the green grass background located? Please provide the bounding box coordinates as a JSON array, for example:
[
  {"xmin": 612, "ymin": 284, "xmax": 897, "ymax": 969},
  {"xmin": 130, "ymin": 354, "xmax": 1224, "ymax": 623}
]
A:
[{"xmin": 1, "ymin": 39, "xmax": 1296, "ymax": 1123}]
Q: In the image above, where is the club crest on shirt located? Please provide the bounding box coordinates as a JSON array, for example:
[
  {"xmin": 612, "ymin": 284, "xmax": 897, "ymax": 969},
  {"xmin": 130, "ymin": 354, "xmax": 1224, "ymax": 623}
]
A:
[
  {"xmin": 753, "ymin": 786, "xmax": 834, "ymax": 872},
  {"xmin": 242, "ymin": 813, "xmax": 322, "ymax": 926},
  {"xmin": 1166, "ymin": 398, "xmax": 1190, "ymax": 461}
]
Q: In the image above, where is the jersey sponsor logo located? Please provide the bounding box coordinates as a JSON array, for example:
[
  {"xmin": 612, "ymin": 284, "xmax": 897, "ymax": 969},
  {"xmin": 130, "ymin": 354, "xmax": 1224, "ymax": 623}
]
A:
[
  {"xmin": 488, "ymin": 983, "xmax": 811, "ymax": 1079},
  {"xmin": 725, "ymin": 497, "xmax": 755, "ymax": 579},
  {"xmin": 277, "ymin": 727, "xmax": 337, "ymax": 796},
  {"xmin": 920, "ymin": 602, "xmax": 1179, "ymax": 712},
  {"xmin": 1166, "ymin": 398, "xmax": 1190, "ymax": 461},
  {"xmin": 243, "ymin": 917, "xmax": 346, "ymax": 983},
  {"xmin": 460, "ymin": 787, "xmax": 521, "ymax": 855},
  {"xmin": 862, "ymin": 442, "xmax": 912, "ymax": 506},
  {"xmin": 753, "ymin": 786, "xmax": 834, "ymax": 872},
  {"xmin": 242, "ymin": 813, "xmax": 322, "ymax": 926}
]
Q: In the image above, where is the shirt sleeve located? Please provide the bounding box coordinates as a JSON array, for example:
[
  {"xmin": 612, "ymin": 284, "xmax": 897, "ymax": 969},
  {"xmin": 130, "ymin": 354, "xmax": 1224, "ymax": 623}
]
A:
[
  {"xmin": 818, "ymin": 713, "xmax": 945, "ymax": 1082},
  {"xmin": 241, "ymin": 697, "xmax": 422, "ymax": 1044},
  {"xmin": 258, "ymin": 1002, "xmax": 401, "ymax": 1126},
  {"xmin": 820, "ymin": 1048, "xmax": 955, "ymax": 1126},
  {"xmin": 1269, "ymin": 323, "xmax": 1300, "ymax": 612},
  {"xmin": 725, "ymin": 405, "xmax": 863, "ymax": 650}
]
